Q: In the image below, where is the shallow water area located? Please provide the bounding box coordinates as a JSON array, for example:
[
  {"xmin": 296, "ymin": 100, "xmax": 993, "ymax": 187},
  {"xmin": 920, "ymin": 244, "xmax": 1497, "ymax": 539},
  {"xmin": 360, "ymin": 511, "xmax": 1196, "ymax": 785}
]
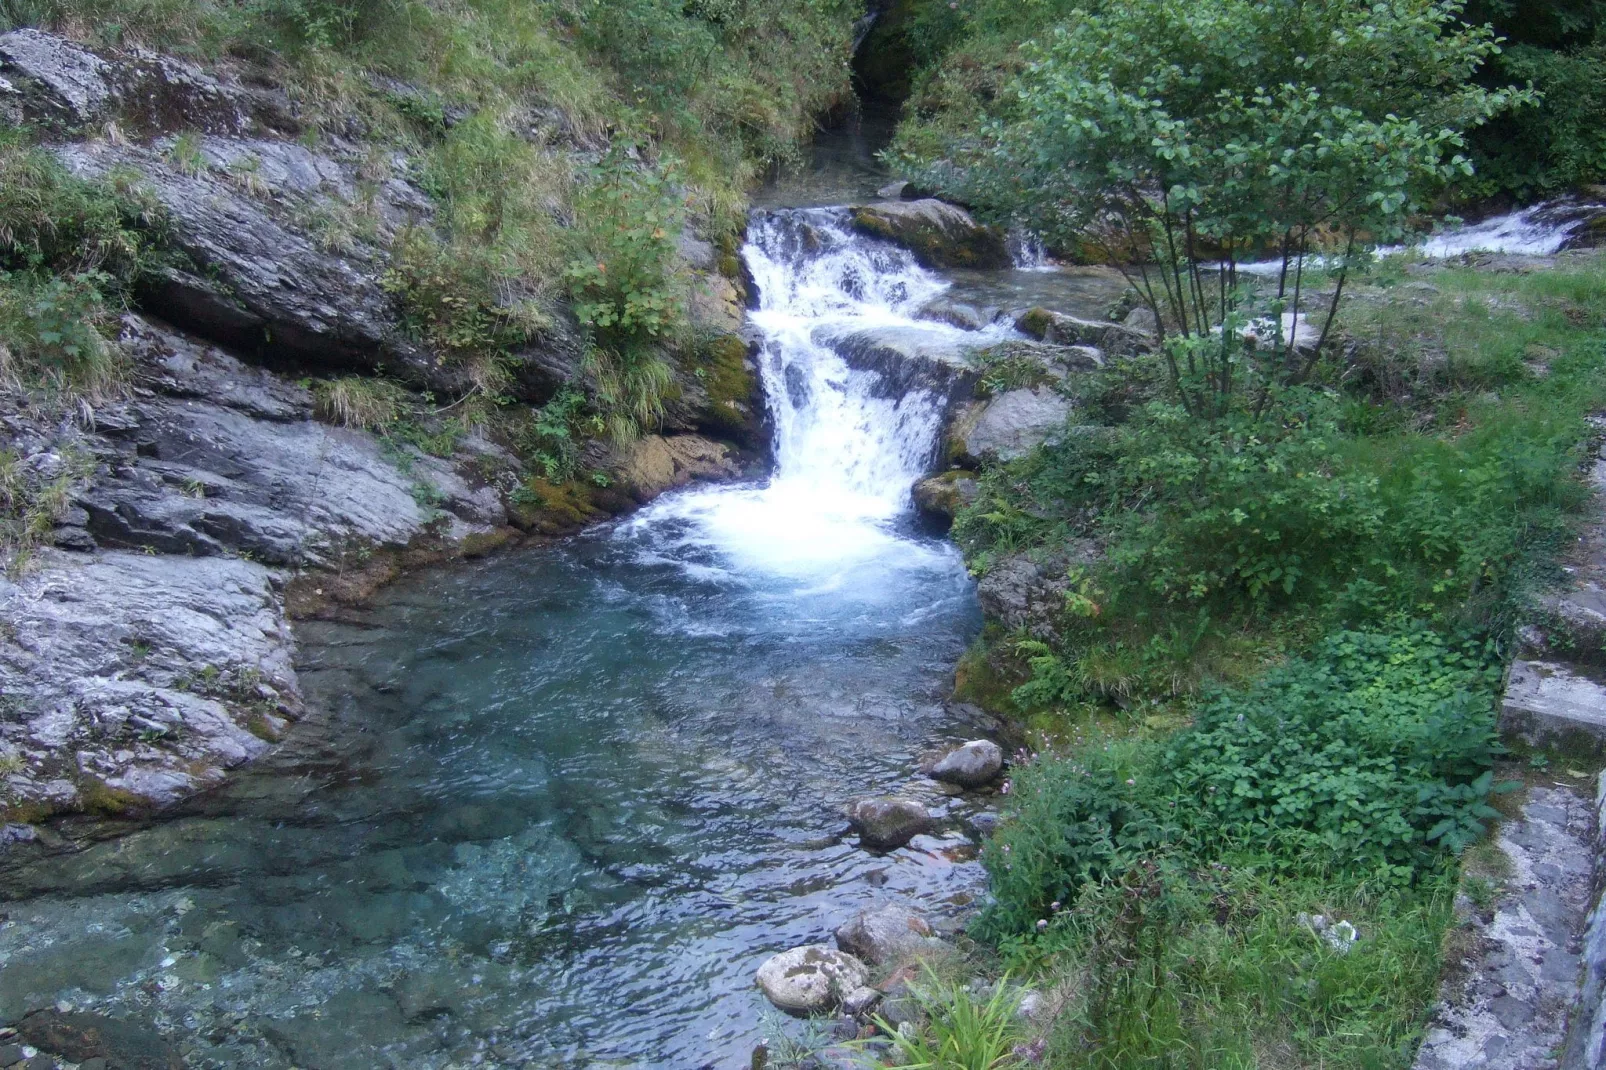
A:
[
  {"xmin": 0, "ymin": 149, "xmax": 1009, "ymax": 1066},
  {"xmin": 0, "ymin": 497, "xmax": 987, "ymax": 1067}
]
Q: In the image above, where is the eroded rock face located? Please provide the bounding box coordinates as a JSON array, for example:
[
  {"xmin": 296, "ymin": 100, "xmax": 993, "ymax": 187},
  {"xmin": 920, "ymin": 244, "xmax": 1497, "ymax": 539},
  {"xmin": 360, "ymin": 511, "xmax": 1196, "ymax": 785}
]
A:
[
  {"xmin": 975, "ymin": 547, "xmax": 1098, "ymax": 640},
  {"xmin": 755, "ymin": 945, "xmax": 870, "ymax": 1015},
  {"xmin": 0, "ymin": 28, "xmax": 296, "ymax": 134},
  {"xmin": 925, "ymin": 740, "xmax": 1004, "ymax": 789},
  {"xmin": 610, "ymin": 434, "xmax": 743, "ymax": 504},
  {"xmin": 834, "ymin": 905, "xmax": 943, "ymax": 967},
  {"xmin": 851, "ymin": 199, "xmax": 1011, "ymax": 270},
  {"xmin": 57, "ymin": 139, "xmax": 463, "ymax": 390},
  {"xmin": 847, "ymin": 796, "xmax": 934, "ymax": 852}
]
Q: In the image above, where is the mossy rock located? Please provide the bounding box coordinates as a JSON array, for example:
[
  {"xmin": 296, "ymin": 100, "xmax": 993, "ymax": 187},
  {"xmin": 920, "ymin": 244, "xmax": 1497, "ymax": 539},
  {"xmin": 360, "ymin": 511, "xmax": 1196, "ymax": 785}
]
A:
[
  {"xmin": 912, "ymin": 469, "xmax": 980, "ymax": 527},
  {"xmin": 506, "ymin": 478, "xmax": 609, "ymax": 536},
  {"xmin": 690, "ymin": 333, "xmax": 762, "ymax": 441},
  {"xmin": 850, "ymin": 200, "xmax": 1010, "ymax": 270}
]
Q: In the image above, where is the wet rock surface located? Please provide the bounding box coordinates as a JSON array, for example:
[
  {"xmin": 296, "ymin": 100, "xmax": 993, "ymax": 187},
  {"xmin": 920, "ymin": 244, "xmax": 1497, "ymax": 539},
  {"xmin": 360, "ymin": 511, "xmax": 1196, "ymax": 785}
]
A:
[
  {"xmin": 912, "ymin": 471, "xmax": 979, "ymax": 528},
  {"xmin": 847, "ymin": 796, "xmax": 935, "ymax": 852},
  {"xmin": 834, "ymin": 905, "xmax": 944, "ymax": 967},
  {"xmin": 15, "ymin": 1009, "xmax": 180, "ymax": 1070},
  {"xmin": 924, "ymin": 740, "xmax": 1004, "ymax": 789}
]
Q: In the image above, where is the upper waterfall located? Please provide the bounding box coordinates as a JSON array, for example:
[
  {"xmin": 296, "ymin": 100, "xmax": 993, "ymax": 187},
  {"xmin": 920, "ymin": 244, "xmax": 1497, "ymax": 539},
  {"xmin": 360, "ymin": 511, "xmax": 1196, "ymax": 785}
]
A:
[{"xmin": 619, "ymin": 208, "xmax": 991, "ymax": 579}]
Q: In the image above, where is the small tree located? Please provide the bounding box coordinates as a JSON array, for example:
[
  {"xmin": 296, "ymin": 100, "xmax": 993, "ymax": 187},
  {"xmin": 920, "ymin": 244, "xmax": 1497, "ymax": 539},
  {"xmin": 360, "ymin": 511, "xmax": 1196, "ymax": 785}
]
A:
[{"xmin": 929, "ymin": 0, "xmax": 1525, "ymax": 417}]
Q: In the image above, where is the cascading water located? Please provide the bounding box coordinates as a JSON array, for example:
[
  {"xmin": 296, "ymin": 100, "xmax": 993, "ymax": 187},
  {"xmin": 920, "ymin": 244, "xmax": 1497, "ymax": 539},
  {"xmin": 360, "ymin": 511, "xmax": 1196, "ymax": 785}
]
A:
[
  {"xmin": 0, "ymin": 210, "xmax": 992, "ymax": 1069},
  {"xmin": 626, "ymin": 207, "xmax": 988, "ymax": 579}
]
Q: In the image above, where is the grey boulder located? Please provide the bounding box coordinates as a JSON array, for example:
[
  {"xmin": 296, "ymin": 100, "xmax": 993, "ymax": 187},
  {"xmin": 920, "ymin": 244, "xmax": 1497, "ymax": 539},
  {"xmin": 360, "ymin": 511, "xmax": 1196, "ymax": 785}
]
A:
[
  {"xmin": 925, "ymin": 740, "xmax": 1004, "ymax": 789},
  {"xmin": 948, "ymin": 386, "xmax": 1074, "ymax": 465},
  {"xmin": 835, "ymin": 905, "xmax": 944, "ymax": 967},
  {"xmin": 851, "ymin": 199, "xmax": 1011, "ymax": 270},
  {"xmin": 755, "ymin": 945, "xmax": 870, "ymax": 1015},
  {"xmin": 847, "ymin": 796, "xmax": 935, "ymax": 852}
]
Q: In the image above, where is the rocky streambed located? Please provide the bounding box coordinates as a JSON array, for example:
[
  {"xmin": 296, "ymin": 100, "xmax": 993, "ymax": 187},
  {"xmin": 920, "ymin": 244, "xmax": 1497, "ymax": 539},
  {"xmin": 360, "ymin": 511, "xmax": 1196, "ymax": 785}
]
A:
[{"xmin": 0, "ymin": 26, "xmax": 1167, "ymax": 1068}]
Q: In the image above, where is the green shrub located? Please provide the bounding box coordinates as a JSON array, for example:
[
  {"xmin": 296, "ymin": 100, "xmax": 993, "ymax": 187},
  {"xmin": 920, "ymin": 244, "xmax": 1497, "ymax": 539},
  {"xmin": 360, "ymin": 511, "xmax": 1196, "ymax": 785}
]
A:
[
  {"xmin": 981, "ymin": 627, "xmax": 1508, "ymax": 939},
  {"xmin": 563, "ymin": 145, "xmax": 686, "ymax": 348},
  {"xmin": 1167, "ymin": 628, "xmax": 1509, "ymax": 874}
]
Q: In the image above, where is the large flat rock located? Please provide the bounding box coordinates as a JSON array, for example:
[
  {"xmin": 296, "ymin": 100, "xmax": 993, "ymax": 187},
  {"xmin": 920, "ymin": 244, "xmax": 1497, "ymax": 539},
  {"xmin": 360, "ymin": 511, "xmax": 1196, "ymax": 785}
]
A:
[{"xmin": 1501, "ymin": 660, "xmax": 1606, "ymax": 753}]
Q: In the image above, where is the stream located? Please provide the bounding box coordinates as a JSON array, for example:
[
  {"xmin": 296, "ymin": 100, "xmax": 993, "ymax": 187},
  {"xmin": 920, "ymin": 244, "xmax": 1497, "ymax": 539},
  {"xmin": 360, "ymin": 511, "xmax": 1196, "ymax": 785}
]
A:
[
  {"xmin": 0, "ymin": 182, "xmax": 1125, "ymax": 1068},
  {"xmin": 2, "ymin": 114, "xmax": 1598, "ymax": 1066}
]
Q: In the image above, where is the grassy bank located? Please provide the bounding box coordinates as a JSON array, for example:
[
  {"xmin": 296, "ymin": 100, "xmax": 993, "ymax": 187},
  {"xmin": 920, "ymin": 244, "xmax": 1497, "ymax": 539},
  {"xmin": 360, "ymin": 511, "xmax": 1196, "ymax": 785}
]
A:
[{"xmin": 887, "ymin": 254, "xmax": 1606, "ymax": 1068}]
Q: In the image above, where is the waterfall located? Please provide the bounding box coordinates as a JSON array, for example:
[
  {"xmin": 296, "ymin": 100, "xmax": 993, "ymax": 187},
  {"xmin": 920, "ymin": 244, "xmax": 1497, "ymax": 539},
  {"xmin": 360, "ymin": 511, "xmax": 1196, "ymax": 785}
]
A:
[
  {"xmin": 742, "ymin": 208, "xmax": 953, "ymax": 513},
  {"xmin": 621, "ymin": 208, "xmax": 976, "ymax": 579}
]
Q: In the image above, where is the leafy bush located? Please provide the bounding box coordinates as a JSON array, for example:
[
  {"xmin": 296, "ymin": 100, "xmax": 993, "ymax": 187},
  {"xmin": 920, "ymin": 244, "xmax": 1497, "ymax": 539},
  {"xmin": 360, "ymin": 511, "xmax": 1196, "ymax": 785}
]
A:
[
  {"xmin": 563, "ymin": 146, "xmax": 686, "ymax": 348},
  {"xmin": 1167, "ymin": 629, "xmax": 1509, "ymax": 874},
  {"xmin": 0, "ymin": 130, "xmax": 165, "ymax": 397},
  {"xmin": 981, "ymin": 627, "xmax": 1507, "ymax": 938}
]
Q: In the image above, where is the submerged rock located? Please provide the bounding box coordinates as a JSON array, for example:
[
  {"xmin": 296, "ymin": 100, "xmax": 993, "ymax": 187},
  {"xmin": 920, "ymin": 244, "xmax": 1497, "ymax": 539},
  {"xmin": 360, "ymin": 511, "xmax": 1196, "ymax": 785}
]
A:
[
  {"xmin": 755, "ymin": 945, "xmax": 870, "ymax": 1015},
  {"xmin": 850, "ymin": 200, "xmax": 1010, "ymax": 270},
  {"xmin": 16, "ymin": 1009, "xmax": 181, "ymax": 1070},
  {"xmin": 926, "ymin": 740, "xmax": 1004, "ymax": 789},
  {"xmin": 834, "ymin": 905, "xmax": 944, "ymax": 967},
  {"xmin": 847, "ymin": 796, "xmax": 934, "ymax": 852}
]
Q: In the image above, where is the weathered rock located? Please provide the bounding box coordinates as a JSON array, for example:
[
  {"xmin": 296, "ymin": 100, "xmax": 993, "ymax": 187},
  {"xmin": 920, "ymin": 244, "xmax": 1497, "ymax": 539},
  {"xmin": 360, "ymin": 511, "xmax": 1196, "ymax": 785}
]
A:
[
  {"xmin": 609, "ymin": 434, "xmax": 742, "ymax": 504},
  {"xmin": 0, "ymin": 550, "xmax": 298, "ymax": 813},
  {"xmin": 911, "ymin": 471, "xmax": 979, "ymax": 528},
  {"xmin": 17, "ymin": 1008, "xmax": 181, "ymax": 1070},
  {"xmin": 925, "ymin": 740, "xmax": 1004, "ymax": 789},
  {"xmin": 1016, "ymin": 307, "xmax": 1151, "ymax": 357},
  {"xmin": 0, "ymin": 28, "xmax": 295, "ymax": 135},
  {"xmin": 1413, "ymin": 786, "xmax": 1594, "ymax": 1070},
  {"xmin": 847, "ymin": 796, "xmax": 934, "ymax": 852},
  {"xmin": 1123, "ymin": 306, "xmax": 1159, "ymax": 335},
  {"xmin": 834, "ymin": 906, "xmax": 943, "ymax": 967},
  {"xmin": 1501, "ymin": 661, "xmax": 1606, "ymax": 756},
  {"xmin": 975, "ymin": 548, "xmax": 1098, "ymax": 640},
  {"xmin": 0, "ymin": 29, "xmax": 112, "ymax": 123},
  {"xmin": 947, "ymin": 387, "xmax": 1074, "ymax": 465},
  {"xmin": 1563, "ymin": 772, "xmax": 1606, "ymax": 1068},
  {"xmin": 755, "ymin": 945, "xmax": 870, "ymax": 1015},
  {"xmin": 842, "ymin": 985, "xmax": 883, "ymax": 1017},
  {"xmin": 851, "ymin": 200, "xmax": 1010, "ymax": 270},
  {"xmin": 57, "ymin": 139, "xmax": 471, "ymax": 394}
]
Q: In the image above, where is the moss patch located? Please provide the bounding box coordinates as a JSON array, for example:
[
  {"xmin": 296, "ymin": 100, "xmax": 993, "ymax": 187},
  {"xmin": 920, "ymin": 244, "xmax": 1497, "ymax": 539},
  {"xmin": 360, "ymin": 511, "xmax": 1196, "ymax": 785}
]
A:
[{"xmin": 693, "ymin": 333, "xmax": 760, "ymax": 439}]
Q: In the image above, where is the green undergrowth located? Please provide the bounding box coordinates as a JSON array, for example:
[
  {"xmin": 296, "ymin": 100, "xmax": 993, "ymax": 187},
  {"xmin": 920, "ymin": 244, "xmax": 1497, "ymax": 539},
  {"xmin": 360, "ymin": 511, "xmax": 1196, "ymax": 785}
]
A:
[
  {"xmin": 912, "ymin": 255, "xmax": 1606, "ymax": 1068},
  {"xmin": 882, "ymin": 0, "xmax": 1606, "ymax": 209},
  {"xmin": 0, "ymin": 127, "xmax": 167, "ymax": 399},
  {"xmin": 2, "ymin": 0, "xmax": 857, "ymax": 438}
]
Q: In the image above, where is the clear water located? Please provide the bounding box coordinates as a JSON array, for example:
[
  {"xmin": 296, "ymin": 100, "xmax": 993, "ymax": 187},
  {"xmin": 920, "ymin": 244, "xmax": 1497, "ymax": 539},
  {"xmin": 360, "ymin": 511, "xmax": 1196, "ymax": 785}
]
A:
[{"xmin": 0, "ymin": 206, "xmax": 995, "ymax": 1067}]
